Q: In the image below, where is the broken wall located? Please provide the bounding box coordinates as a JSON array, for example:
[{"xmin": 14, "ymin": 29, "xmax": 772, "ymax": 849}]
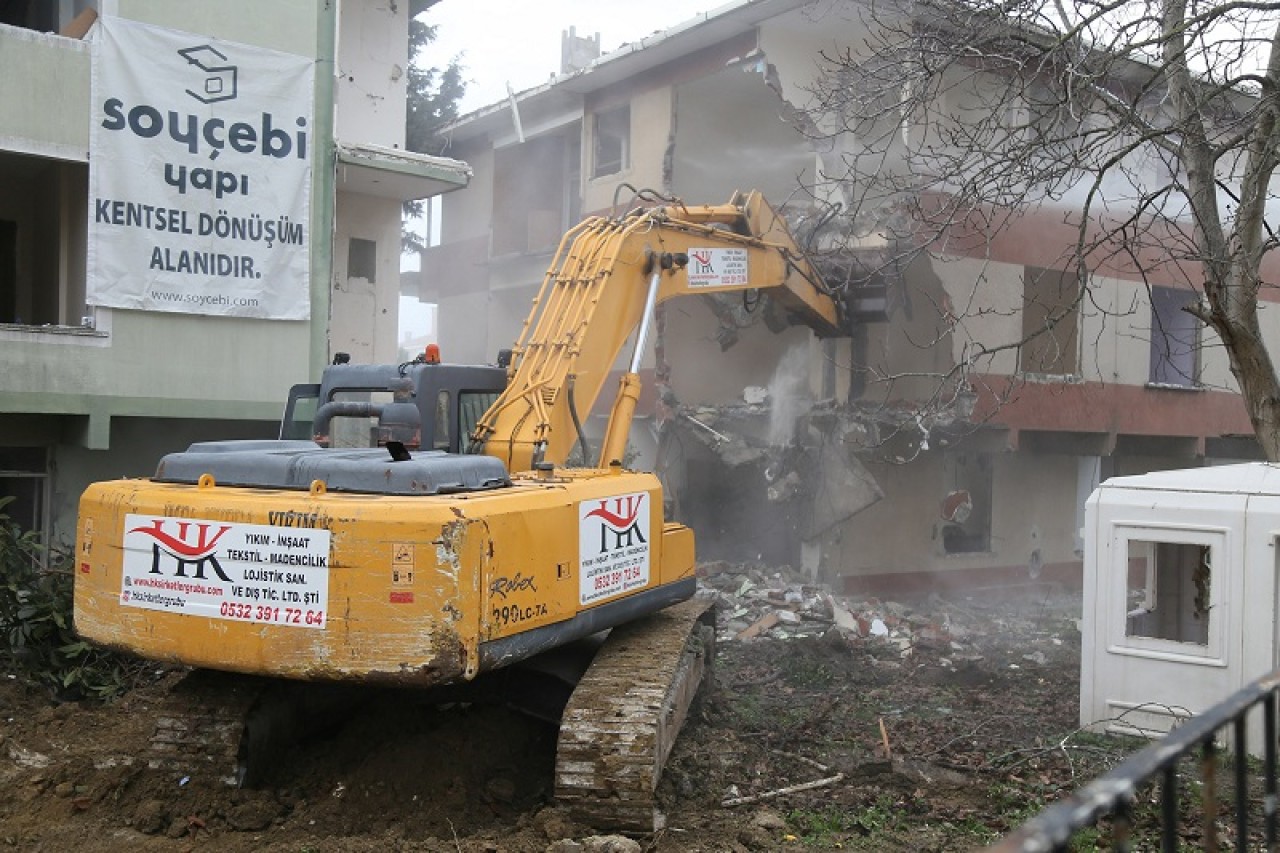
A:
[
  {"xmin": 669, "ymin": 61, "xmax": 816, "ymax": 203},
  {"xmin": 827, "ymin": 449, "xmax": 1082, "ymax": 583},
  {"xmin": 851, "ymin": 254, "xmax": 959, "ymax": 404},
  {"xmin": 661, "ymin": 300, "xmax": 817, "ymax": 407}
]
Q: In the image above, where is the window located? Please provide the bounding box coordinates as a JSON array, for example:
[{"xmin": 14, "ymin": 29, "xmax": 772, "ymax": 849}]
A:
[
  {"xmin": 0, "ymin": 155, "xmax": 89, "ymax": 328},
  {"xmin": 459, "ymin": 390, "xmax": 501, "ymax": 449},
  {"xmin": 0, "ymin": 1, "xmax": 95, "ymax": 35},
  {"xmin": 347, "ymin": 238, "xmax": 376, "ymax": 282},
  {"xmin": 1125, "ymin": 540, "xmax": 1210, "ymax": 645},
  {"xmin": 592, "ymin": 106, "xmax": 630, "ymax": 178},
  {"xmin": 940, "ymin": 452, "xmax": 993, "ymax": 554},
  {"xmin": 280, "ymin": 383, "xmax": 320, "ymax": 440},
  {"xmin": 433, "ymin": 391, "xmax": 450, "ymax": 450},
  {"xmin": 1020, "ymin": 266, "xmax": 1080, "ymax": 376},
  {"xmin": 1148, "ymin": 286, "xmax": 1198, "ymax": 387},
  {"xmin": 0, "ymin": 219, "xmax": 15, "ymax": 324},
  {"xmin": 0, "ymin": 448, "xmax": 50, "ymax": 561}
]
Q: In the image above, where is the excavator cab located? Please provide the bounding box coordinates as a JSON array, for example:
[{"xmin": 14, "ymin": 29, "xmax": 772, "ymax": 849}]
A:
[{"xmin": 280, "ymin": 354, "xmax": 506, "ymax": 453}]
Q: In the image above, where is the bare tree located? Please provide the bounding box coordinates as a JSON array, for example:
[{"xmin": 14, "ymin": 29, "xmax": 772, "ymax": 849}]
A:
[{"xmin": 798, "ymin": 0, "xmax": 1280, "ymax": 457}]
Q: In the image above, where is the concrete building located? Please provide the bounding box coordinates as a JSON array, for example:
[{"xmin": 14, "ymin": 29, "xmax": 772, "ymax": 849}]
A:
[
  {"xmin": 0, "ymin": 0, "xmax": 469, "ymax": 547},
  {"xmin": 420, "ymin": 0, "xmax": 1265, "ymax": 591}
]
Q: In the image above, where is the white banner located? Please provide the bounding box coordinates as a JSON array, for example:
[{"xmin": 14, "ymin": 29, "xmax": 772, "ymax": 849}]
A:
[
  {"xmin": 87, "ymin": 18, "xmax": 314, "ymax": 319},
  {"xmin": 121, "ymin": 514, "xmax": 331, "ymax": 628}
]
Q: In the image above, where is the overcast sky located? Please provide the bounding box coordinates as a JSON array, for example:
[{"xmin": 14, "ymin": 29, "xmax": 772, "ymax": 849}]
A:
[{"xmin": 418, "ymin": 1, "xmax": 727, "ymax": 114}]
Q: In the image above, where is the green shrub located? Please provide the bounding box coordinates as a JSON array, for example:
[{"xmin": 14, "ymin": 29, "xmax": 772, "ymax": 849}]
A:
[{"xmin": 0, "ymin": 497, "xmax": 132, "ymax": 699}]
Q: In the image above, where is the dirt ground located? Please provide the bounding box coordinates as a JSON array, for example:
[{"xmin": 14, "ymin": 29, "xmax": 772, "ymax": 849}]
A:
[{"xmin": 0, "ymin": 579, "xmax": 1095, "ymax": 852}]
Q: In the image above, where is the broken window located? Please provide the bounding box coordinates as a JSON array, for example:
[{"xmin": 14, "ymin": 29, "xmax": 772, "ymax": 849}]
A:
[
  {"xmin": 592, "ymin": 105, "xmax": 630, "ymax": 178},
  {"xmin": 1019, "ymin": 266, "xmax": 1080, "ymax": 376},
  {"xmin": 1148, "ymin": 286, "xmax": 1198, "ymax": 387},
  {"xmin": 1125, "ymin": 539, "xmax": 1210, "ymax": 645},
  {"xmin": 492, "ymin": 131, "xmax": 580, "ymax": 255},
  {"xmin": 940, "ymin": 452, "xmax": 993, "ymax": 554}
]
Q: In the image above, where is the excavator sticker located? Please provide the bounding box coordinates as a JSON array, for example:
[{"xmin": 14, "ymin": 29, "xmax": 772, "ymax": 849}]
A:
[
  {"xmin": 119, "ymin": 513, "xmax": 331, "ymax": 628},
  {"xmin": 687, "ymin": 247, "xmax": 749, "ymax": 287},
  {"xmin": 578, "ymin": 493, "xmax": 651, "ymax": 605}
]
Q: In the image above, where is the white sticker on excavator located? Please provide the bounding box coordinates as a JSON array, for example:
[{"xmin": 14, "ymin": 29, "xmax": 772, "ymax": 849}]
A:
[
  {"xmin": 119, "ymin": 514, "xmax": 331, "ymax": 628},
  {"xmin": 687, "ymin": 247, "xmax": 749, "ymax": 287},
  {"xmin": 579, "ymin": 492, "xmax": 651, "ymax": 605}
]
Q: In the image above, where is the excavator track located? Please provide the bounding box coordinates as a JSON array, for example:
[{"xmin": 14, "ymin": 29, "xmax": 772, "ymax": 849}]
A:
[
  {"xmin": 554, "ymin": 597, "xmax": 717, "ymax": 833},
  {"xmin": 144, "ymin": 670, "xmax": 265, "ymax": 785},
  {"xmin": 146, "ymin": 670, "xmax": 370, "ymax": 787}
]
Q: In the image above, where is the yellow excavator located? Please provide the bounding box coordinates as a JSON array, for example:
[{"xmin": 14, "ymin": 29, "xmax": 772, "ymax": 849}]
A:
[{"xmin": 73, "ymin": 190, "xmax": 848, "ymax": 831}]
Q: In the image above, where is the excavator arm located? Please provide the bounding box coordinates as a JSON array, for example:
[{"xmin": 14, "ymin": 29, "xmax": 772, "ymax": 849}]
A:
[{"xmin": 470, "ymin": 190, "xmax": 846, "ymax": 471}]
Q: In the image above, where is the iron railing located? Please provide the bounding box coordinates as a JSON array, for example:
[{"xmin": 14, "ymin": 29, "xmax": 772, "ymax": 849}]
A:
[{"xmin": 989, "ymin": 669, "xmax": 1280, "ymax": 852}]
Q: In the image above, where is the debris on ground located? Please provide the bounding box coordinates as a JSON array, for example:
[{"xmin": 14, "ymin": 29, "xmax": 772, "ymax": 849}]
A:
[{"xmin": 699, "ymin": 559, "xmax": 1078, "ymax": 667}]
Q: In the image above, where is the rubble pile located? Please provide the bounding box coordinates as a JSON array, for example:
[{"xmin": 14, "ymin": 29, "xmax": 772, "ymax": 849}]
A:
[{"xmin": 697, "ymin": 560, "xmax": 1080, "ymax": 670}]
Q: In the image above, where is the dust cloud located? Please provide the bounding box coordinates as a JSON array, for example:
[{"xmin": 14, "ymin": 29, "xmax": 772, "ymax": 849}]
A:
[{"xmin": 767, "ymin": 343, "xmax": 811, "ymax": 446}]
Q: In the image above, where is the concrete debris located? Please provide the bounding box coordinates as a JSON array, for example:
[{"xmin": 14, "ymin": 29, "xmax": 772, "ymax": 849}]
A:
[
  {"xmin": 735, "ymin": 611, "xmax": 780, "ymax": 640},
  {"xmin": 7, "ymin": 744, "xmax": 50, "ymax": 769},
  {"xmin": 579, "ymin": 835, "xmax": 642, "ymax": 853},
  {"xmin": 698, "ymin": 561, "xmax": 1080, "ymax": 664}
]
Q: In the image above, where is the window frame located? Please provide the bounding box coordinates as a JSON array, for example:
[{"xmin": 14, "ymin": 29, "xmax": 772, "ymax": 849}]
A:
[
  {"xmin": 1147, "ymin": 285, "xmax": 1200, "ymax": 388},
  {"xmin": 591, "ymin": 105, "xmax": 630, "ymax": 179},
  {"xmin": 1019, "ymin": 266, "xmax": 1081, "ymax": 378},
  {"xmin": 1108, "ymin": 524, "xmax": 1228, "ymax": 667}
]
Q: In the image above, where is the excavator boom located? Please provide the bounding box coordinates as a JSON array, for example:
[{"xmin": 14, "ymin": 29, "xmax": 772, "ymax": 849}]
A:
[{"xmin": 470, "ymin": 190, "xmax": 844, "ymax": 472}]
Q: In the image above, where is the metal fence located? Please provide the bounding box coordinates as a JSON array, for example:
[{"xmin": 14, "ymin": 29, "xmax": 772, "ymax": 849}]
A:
[{"xmin": 988, "ymin": 670, "xmax": 1280, "ymax": 853}]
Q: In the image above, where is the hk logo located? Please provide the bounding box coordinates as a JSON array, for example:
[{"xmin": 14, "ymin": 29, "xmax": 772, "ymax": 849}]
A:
[
  {"xmin": 177, "ymin": 44, "xmax": 238, "ymax": 104},
  {"xmin": 585, "ymin": 496, "xmax": 648, "ymax": 554},
  {"xmin": 129, "ymin": 519, "xmax": 233, "ymax": 581},
  {"xmin": 690, "ymin": 250, "xmax": 715, "ymax": 275}
]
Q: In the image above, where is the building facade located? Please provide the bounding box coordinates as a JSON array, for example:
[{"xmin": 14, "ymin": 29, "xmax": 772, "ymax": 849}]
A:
[
  {"xmin": 0, "ymin": 0, "xmax": 468, "ymax": 546},
  {"xmin": 421, "ymin": 0, "xmax": 1266, "ymax": 591}
]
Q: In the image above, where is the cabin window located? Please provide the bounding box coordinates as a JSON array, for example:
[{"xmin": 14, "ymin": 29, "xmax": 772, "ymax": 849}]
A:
[
  {"xmin": 433, "ymin": 390, "xmax": 450, "ymax": 450},
  {"xmin": 1125, "ymin": 539, "xmax": 1211, "ymax": 645}
]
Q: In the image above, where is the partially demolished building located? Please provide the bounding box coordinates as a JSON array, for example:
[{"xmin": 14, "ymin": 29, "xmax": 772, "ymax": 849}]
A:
[{"xmin": 420, "ymin": 0, "xmax": 1264, "ymax": 592}]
